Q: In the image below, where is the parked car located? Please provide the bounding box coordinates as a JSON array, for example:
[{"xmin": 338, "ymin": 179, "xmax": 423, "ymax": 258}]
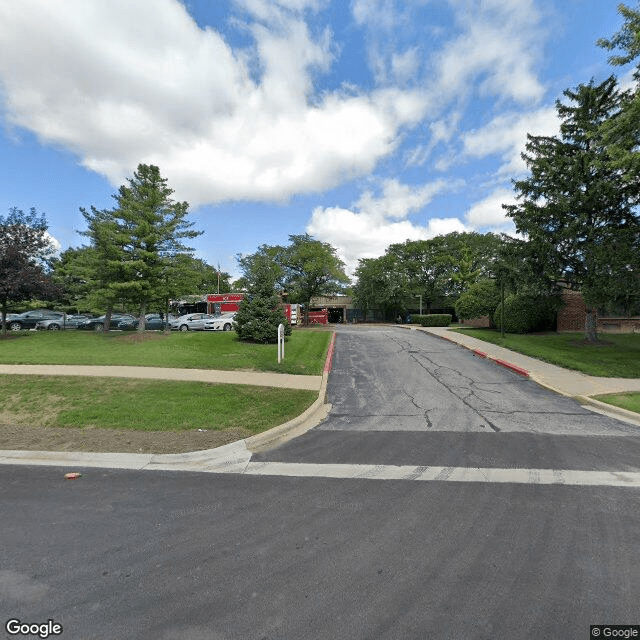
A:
[
  {"xmin": 116, "ymin": 314, "xmax": 169, "ymax": 331},
  {"xmin": 207, "ymin": 312, "xmax": 236, "ymax": 331},
  {"xmin": 77, "ymin": 314, "xmax": 136, "ymax": 332},
  {"xmin": 5, "ymin": 310, "xmax": 65, "ymax": 331},
  {"xmin": 35, "ymin": 314, "xmax": 93, "ymax": 331},
  {"xmin": 169, "ymin": 313, "xmax": 218, "ymax": 331}
]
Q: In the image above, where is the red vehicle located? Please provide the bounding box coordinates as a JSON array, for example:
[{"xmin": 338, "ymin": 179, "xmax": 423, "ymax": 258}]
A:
[{"xmin": 206, "ymin": 293, "xmax": 245, "ymax": 314}]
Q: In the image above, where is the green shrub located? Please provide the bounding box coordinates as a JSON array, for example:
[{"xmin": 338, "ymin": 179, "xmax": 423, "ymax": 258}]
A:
[
  {"xmin": 410, "ymin": 314, "xmax": 428, "ymax": 325},
  {"xmin": 419, "ymin": 314, "xmax": 452, "ymax": 327},
  {"xmin": 493, "ymin": 293, "xmax": 557, "ymax": 333},
  {"xmin": 455, "ymin": 279, "xmax": 500, "ymax": 322},
  {"xmin": 234, "ymin": 296, "xmax": 291, "ymax": 343}
]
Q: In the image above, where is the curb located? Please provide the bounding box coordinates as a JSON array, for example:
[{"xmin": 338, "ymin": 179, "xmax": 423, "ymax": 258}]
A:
[
  {"xmin": 576, "ymin": 395, "xmax": 640, "ymax": 426},
  {"xmin": 416, "ymin": 326, "xmax": 530, "ymax": 379},
  {"xmin": 245, "ymin": 331, "xmax": 336, "ymax": 453},
  {"xmin": 493, "ymin": 359, "xmax": 530, "ymax": 378},
  {"xmin": 0, "ymin": 332, "xmax": 338, "ymax": 469}
]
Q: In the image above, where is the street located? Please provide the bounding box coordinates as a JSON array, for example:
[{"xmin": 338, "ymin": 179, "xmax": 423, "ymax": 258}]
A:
[{"xmin": 1, "ymin": 326, "xmax": 639, "ymax": 639}]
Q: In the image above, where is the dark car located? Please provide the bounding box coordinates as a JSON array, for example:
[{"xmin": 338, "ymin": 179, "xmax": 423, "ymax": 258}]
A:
[
  {"xmin": 116, "ymin": 314, "xmax": 168, "ymax": 331},
  {"xmin": 5, "ymin": 310, "xmax": 65, "ymax": 331},
  {"xmin": 35, "ymin": 314, "xmax": 94, "ymax": 331},
  {"xmin": 77, "ymin": 314, "xmax": 136, "ymax": 332}
]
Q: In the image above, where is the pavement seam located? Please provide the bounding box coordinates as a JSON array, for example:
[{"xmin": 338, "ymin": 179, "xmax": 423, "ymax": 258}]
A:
[{"xmin": 408, "ymin": 325, "xmax": 640, "ymax": 428}]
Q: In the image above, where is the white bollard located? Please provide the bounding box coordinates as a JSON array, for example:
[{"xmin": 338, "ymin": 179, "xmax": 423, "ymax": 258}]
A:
[{"xmin": 277, "ymin": 323, "xmax": 285, "ymax": 363}]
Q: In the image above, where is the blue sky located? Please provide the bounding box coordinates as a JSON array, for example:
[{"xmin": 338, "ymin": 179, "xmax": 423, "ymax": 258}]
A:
[{"xmin": 0, "ymin": 0, "xmax": 631, "ymax": 279}]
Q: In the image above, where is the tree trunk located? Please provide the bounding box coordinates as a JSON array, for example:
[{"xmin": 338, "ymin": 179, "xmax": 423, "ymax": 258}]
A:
[
  {"xmin": 104, "ymin": 306, "xmax": 113, "ymax": 332},
  {"xmin": 138, "ymin": 302, "xmax": 146, "ymax": 333},
  {"xmin": 1, "ymin": 298, "xmax": 6, "ymax": 336},
  {"xmin": 585, "ymin": 307, "xmax": 599, "ymax": 343}
]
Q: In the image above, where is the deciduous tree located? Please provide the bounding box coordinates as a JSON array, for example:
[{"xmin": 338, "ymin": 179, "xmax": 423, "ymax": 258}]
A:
[{"xmin": 0, "ymin": 207, "xmax": 58, "ymax": 333}]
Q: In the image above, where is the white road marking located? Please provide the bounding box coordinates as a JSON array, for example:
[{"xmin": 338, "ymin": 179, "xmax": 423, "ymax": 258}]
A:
[
  {"xmin": 1, "ymin": 447, "xmax": 639, "ymax": 488},
  {"xmin": 242, "ymin": 462, "xmax": 640, "ymax": 488}
]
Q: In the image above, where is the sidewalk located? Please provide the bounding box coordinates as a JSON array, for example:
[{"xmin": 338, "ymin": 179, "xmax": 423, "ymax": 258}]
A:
[
  {"xmin": 0, "ymin": 364, "xmax": 322, "ymax": 391},
  {"xmin": 0, "ymin": 336, "xmax": 336, "ymax": 468},
  {"xmin": 417, "ymin": 326, "xmax": 640, "ymax": 424}
]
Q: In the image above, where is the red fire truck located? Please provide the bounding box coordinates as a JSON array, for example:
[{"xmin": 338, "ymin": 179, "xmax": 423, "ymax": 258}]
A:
[
  {"xmin": 182, "ymin": 294, "xmax": 328, "ymax": 325},
  {"xmin": 206, "ymin": 293, "xmax": 245, "ymax": 314}
]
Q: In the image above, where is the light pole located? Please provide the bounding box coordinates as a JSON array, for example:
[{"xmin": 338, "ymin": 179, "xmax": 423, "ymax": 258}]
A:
[{"xmin": 416, "ymin": 295, "xmax": 423, "ymax": 315}]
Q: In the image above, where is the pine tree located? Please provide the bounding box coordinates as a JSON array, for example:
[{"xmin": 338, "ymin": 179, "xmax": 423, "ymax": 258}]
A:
[
  {"xmin": 504, "ymin": 77, "xmax": 640, "ymax": 342},
  {"xmin": 234, "ymin": 253, "xmax": 291, "ymax": 343}
]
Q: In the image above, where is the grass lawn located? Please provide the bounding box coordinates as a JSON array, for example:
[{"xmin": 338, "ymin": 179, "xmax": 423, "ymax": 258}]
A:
[
  {"xmin": 451, "ymin": 328, "xmax": 640, "ymax": 378},
  {"xmin": 593, "ymin": 392, "xmax": 640, "ymax": 414},
  {"xmin": 0, "ymin": 328, "xmax": 332, "ymax": 375},
  {"xmin": 0, "ymin": 375, "xmax": 317, "ymax": 432}
]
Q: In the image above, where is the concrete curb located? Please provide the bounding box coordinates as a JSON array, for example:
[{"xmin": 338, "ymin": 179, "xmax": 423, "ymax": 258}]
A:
[
  {"xmin": 576, "ymin": 396, "xmax": 640, "ymax": 426},
  {"xmin": 406, "ymin": 325, "xmax": 530, "ymax": 378},
  {"xmin": 413, "ymin": 325, "xmax": 640, "ymax": 428},
  {"xmin": 246, "ymin": 331, "xmax": 336, "ymax": 453},
  {"xmin": 0, "ymin": 332, "xmax": 337, "ymax": 469}
]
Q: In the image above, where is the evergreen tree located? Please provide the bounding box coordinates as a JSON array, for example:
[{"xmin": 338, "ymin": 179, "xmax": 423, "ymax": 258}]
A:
[
  {"xmin": 112, "ymin": 164, "xmax": 201, "ymax": 331},
  {"xmin": 233, "ymin": 253, "xmax": 291, "ymax": 343},
  {"xmin": 504, "ymin": 77, "xmax": 640, "ymax": 342}
]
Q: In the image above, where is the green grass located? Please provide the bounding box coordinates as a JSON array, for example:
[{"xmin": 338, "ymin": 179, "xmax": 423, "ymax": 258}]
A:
[
  {"xmin": 0, "ymin": 329, "xmax": 332, "ymax": 375},
  {"xmin": 0, "ymin": 375, "xmax": 317, "ymax": 432},
  {"xmin": 451, "ymin": 328, "xmax": 640, "ymax": 378},
  {"xmin": 593, "ymin": 392, "xmax": 640, "ymax": 414}
]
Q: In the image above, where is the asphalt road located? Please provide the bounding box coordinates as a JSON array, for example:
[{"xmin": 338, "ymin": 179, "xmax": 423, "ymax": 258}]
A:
[{"xmin": 2, "ymin": 326, "xmax": 639, "ymax": 640}]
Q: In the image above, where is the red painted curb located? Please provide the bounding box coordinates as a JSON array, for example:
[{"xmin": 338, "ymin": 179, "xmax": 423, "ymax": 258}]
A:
[
  {"xmin": 493, "ymin": 359, "xmax": 529, "ymax": 378},
  {"xmin": 474, "ymin": 350, "xmax": 488, "ymax": 359},
  {"xmin": 324, "ymin": 332, "xmax": 336, "ymax": 373}
]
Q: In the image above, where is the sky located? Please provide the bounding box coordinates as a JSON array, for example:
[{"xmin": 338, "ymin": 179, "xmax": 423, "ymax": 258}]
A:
[{"xmin": 0, "ymin": 0, "xmax": 632, "ymax": 280}]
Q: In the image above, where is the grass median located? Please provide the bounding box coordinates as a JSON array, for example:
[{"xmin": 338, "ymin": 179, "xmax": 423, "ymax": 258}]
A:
[
  {"xmin": 451, "ymin": 328, "xmax": 640, "ymax": 378},
  {"xmin": 593, "ymin": 392, "xmax": 640, "ymax": 414},
  {"xmin": 0, "ymin": 328, "xmax": 332, "ymax": 374},
  {"xmin": 0, "ymin": 375, "xmax": 316, "ymax": 432},
  {"xmin": 0, "ymin": 329, "xmax": 331, "ymax": 453}
]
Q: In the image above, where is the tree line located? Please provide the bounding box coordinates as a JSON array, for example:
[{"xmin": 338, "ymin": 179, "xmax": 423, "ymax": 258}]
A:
[
  {"xmin": 2, "ymin": 5, "xmax": 638, "ymax": 342},
  {"xmin": 354, "ymin": 4, "xmax": 640, "ymax": 343},
  {"xmin": 0, "ymin": 165, "xmax": 232, "ymax": 333}
]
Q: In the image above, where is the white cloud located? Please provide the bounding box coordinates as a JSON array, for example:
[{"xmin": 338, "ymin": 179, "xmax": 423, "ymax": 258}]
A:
[
  {"xmin": 462, "ymin": 107, "xmax": 560, "ymax": 176},
  {"xmin": 0, "ymin": 0, "xmax": 429, "ymax": 206},
  {"xmin": 434, "ymin": 0, "xmax": 546, "ymax": 104},
  {"xmin": 464, "ymin": 188, "xmax": 517, "ymax": 231},
  {"xmin": 45, "ymin": 232, "xmax": 61, "ymax": 254},
  {"xmin": 307, "ymin": 178, "xmax": 467, "ymax": 273}
]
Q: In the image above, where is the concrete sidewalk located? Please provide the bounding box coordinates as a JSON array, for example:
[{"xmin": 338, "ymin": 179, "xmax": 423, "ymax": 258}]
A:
[
  {"xmin": 0, "ymin": 364, "xmax": 322, "ymax": 390},
  {"xmin": 417, "ymin": 326, "xmax": 640, "ymax": 424},
  {"xmin": 0, "ymin": 336, "xmax": 336, "ymax": 469}
]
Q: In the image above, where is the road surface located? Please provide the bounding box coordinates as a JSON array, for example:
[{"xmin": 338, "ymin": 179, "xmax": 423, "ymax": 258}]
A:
[{"xmin": 2, "ymin": 326, "xmax": 639, "ymax": 640}]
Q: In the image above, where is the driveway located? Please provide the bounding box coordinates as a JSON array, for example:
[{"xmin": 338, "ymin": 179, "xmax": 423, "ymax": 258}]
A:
[{"xmin": 2, "ymin": 325, "xmax": 639, "ymax": 640}]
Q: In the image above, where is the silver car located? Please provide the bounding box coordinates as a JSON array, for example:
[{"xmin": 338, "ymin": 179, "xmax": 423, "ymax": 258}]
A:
[
  {"xmin": 170, "ymin": 313, "xmax": 217, "ymax": 332},
  {"xmin": 206, "ymin": 312, "xmax": 236, "ymax": 331}
]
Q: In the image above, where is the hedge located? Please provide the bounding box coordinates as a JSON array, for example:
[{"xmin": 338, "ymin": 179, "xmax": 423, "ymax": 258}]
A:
[
  {"xmin": 493, "ymin": 294, "xmax": 557, "ymax": 334},
  {"xmin": 419, "ymin": 314, "xmax": 452, "ymax": 327}
]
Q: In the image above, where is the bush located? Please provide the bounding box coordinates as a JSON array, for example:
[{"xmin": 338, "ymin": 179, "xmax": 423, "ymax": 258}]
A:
[
  {"xmin": 234, "ymin": 296, "xmax": 292, "ymax": 343},
  {"xmin": 455, "ymin": 280, "xmax": 500, "ymax": 322},
  {"xmin": 419, "ymin": 314, "xmax": 452, "ymax": 327},
  {"xmin": 410, "ymin": 314, "xmax": 427, "ymax": 325},
  {"xmin": 493, "ymin": 293, "xmax": 557, "ymax": 333}
]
